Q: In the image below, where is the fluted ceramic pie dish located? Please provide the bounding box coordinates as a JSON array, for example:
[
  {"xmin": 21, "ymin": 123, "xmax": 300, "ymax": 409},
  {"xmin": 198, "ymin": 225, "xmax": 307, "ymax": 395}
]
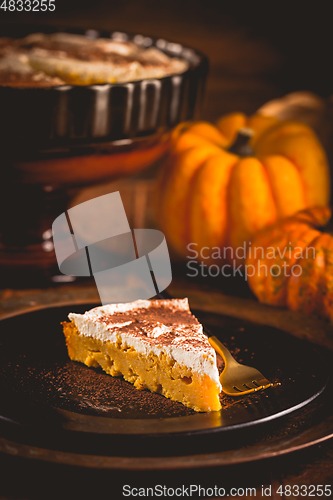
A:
[{"xmin": 0, "ymin": 24, "xmax": 208, "ymax": 155}]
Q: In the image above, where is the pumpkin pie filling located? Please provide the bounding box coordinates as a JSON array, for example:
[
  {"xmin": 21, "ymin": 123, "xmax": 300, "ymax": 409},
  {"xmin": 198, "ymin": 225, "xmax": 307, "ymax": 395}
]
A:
[{"xmin": 62, "ymin": 299, "xmax": 221, "ymax": 412}]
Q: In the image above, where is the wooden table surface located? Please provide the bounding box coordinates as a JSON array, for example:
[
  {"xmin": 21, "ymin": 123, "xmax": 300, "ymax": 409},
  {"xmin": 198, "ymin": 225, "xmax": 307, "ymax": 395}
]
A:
[
  {"xmin": 0, "ymin": 278, "xmax": 332, "ymax": 499},
  {"xmin": 1, "ymin": 1, "xmax": 333, "ymax": 498}
]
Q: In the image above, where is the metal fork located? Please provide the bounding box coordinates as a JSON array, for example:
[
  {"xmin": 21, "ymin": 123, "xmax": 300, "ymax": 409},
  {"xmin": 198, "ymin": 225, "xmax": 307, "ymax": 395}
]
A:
[
  {"xmin": 155, "ymin": 290, "xmax": 272, "ymax": 396},
  {"xmin": 208, "ymin": 334, "xmax": 272, "ymax": 396}
]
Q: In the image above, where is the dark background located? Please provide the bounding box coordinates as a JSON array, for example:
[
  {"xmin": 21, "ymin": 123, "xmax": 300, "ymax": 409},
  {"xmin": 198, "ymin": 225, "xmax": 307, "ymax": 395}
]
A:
[
  {"xmin": 1, "ymin": 0, "xmax": 332, "ymax": 121},
  {"xmin": 1, "ymin": 3, "xmax": 333, "ymax": 498}
]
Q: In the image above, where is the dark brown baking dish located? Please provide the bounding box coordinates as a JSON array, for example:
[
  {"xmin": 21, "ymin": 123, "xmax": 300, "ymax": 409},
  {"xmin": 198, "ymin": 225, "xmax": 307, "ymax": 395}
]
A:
[{"xmin": 0, "ymin": 24, "xmax": 209, "ymax": 158}]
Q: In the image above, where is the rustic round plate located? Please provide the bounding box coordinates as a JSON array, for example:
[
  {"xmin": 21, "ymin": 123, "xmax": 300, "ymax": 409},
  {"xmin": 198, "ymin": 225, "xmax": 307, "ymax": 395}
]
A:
[{"xmin": 0, "ymin": 304, "xmax": 330, "ymax": 467}]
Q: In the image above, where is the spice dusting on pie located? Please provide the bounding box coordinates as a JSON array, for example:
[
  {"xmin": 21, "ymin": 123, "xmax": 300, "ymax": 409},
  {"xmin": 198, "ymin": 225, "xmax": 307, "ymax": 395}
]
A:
[
  {"xmin": 62, "ymin": 299, "xmax": 221, "ymax": 412},
  {"xmin": 0, "ymin": 32, "xmax": 189, "ymax": 87}
]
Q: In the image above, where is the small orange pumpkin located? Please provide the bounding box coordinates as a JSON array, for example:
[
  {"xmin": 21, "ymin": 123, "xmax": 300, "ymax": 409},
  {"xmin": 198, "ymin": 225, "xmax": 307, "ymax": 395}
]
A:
[
  {"xmin": 246, "ymin": 206, "xmax": 333, "ymax": 322},
  {"xmin": 157, "ymin": 113, "xmax": 330, "ymax": 263}
]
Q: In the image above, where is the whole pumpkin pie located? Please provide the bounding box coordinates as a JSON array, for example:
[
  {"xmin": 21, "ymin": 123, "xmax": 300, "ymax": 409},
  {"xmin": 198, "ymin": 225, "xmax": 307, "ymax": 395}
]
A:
[
  {"xmin": 0, "ymin": 32, "xmax": 189, "ymax": 87},
  {"xmin": 62, "ymin": 298, "xmax": 221, "ymax": 412}
]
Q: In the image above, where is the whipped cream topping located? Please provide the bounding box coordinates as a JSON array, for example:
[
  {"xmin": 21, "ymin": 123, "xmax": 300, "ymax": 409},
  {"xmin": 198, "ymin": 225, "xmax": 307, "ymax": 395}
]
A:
[{"xmin": 68, "ymin": 299, "xmax": 221, "ymax": 388}]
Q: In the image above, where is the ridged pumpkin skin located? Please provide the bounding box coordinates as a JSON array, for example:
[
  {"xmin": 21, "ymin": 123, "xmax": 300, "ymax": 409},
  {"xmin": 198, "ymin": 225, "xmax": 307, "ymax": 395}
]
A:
[
  {"xmin": 157, "ymin": 113, "xmax": 330, "ymax": 264},
  {"xmin": 246, "ymin": 206, "xmax": 333, "ymax": 322}
]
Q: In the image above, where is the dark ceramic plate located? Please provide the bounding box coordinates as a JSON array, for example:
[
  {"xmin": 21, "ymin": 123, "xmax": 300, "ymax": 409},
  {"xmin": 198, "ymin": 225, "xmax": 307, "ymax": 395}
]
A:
[{"xmin": 0, "ymin": 304, "xmax": 329, "ymax": 457}]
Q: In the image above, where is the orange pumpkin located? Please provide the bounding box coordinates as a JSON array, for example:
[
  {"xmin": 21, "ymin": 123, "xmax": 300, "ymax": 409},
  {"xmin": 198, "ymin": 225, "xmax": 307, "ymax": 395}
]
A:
[
  {"xmin": 157, "ymin": 113, "xmax": 330, "ymax": 264},
  {"xmin": 246, "ymin": 206, "xmax": 333, "ymax": 322}
]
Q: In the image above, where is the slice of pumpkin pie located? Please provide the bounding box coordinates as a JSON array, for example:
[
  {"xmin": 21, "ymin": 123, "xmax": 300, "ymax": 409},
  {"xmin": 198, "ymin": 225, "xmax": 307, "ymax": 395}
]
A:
[{"xmin": 62, "ymin": 298, "xmax": 221, "ymax": 412}]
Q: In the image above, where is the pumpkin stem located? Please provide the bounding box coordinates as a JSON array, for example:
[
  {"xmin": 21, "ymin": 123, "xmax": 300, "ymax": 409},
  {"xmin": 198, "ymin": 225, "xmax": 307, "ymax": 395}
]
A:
[{"xmin": 228, "ymin": 127, "xmax": 254, "ymax": 157}]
